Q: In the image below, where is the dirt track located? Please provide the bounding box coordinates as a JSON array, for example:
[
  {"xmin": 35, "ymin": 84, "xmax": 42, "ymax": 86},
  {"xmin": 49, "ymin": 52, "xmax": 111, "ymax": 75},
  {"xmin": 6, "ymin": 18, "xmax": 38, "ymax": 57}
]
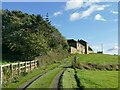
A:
[
  {"xmin": 50, "ymin": 68, "xmax": 66, "ymax": 89},
  {"xmin": 17, "ymin": 66, "xmax": 59, "ymax": 90}
]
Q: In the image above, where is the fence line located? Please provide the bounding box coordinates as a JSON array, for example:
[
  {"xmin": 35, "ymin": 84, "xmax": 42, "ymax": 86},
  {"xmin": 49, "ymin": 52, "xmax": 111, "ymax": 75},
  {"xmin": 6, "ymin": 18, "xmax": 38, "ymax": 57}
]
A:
[{"xmin": 0, "ymin": 60, "xmax": 39, "ymax": 85}]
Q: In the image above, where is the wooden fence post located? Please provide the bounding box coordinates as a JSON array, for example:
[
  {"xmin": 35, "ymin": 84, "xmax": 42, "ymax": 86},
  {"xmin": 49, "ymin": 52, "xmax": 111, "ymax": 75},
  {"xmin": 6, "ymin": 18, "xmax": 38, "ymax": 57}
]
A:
[
  {"xmin": 0, "ymin": 65, "xmax": 2, "ymax": 88},
  {"xmin": 25, "ymin": 61, "xmax": 27, "ymax": 73},
  {"xmin": 37, "ymin": 60, "xmax": 39, "ymax": 67},
  {"xmin": 10, "ymin": 64, "xmax": 13, "ymax": 77},
  {"xmin": 18, "ymin": 62, "xmax": 20, "ymax": 75},
  {"xmin": 30, "ymin": 61, "xmax": 31, "ymax": 71},
  {"xmin": 34, "ymin": 60, "xmax": 36, "ymax": 69}
]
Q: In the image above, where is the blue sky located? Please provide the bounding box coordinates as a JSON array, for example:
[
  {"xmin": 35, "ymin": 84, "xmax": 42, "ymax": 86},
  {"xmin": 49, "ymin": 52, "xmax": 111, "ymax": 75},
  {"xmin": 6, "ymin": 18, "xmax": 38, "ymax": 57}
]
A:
[{"xmin": 2, "ymin": 1, "xmax": 118, "ymax": 54}]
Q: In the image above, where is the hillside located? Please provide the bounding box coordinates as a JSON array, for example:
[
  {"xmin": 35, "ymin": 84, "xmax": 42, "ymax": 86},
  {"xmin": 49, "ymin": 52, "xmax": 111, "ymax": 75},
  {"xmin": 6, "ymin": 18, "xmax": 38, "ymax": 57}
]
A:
[
  {"xmin": 76, "ymin": 54, "xmax": 118, "ymax": 64},
  {"xmin": 2, "ymin": 10, "xmax": 69, "ymax": 61}
]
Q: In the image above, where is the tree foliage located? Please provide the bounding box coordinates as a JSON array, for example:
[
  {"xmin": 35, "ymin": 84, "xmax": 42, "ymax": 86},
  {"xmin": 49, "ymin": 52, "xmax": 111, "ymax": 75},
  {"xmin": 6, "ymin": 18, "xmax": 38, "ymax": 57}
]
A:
[{"xmin": 2, "ymin": 10, "xmax": 69, "ymax": 61}]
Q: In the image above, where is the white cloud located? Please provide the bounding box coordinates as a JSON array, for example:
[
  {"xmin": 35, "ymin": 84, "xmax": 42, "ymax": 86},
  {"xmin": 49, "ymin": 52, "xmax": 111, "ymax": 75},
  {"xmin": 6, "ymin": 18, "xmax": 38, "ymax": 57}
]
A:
[
  {"xmin": 94, "ymin": 14, "xmax": 106, "ymax": 21},
  {"xmin": 53, "ymin": 11, "xmax": 63, "ymax": 16},
  {"xmin": 69, "ymin": 4, "xmax": 109, "ymax": 21},
  {"xmin": 65, "ymin": 0, "xmax": 104, "ymax": 10},
  {"xmin": 105, "ymin": 45, "xmax": 118, "ymax": 55},
  {"xmin": 69, "ymin": 12, "xmax": 80, "ymax": 21},
  {"xmin": 80, "ymin": 4, "xmax": 109, "ymax": 18},
  {"xmin": 111, "ymin": 10, "xmax": 118, "ymax": 14},
  {"xmin": 86, "ymin": 0, "xmax": 102, "ymax": 6},
  {"xmin": 65, "ymin": 0, "xmax": 84, "ymax": 10}
]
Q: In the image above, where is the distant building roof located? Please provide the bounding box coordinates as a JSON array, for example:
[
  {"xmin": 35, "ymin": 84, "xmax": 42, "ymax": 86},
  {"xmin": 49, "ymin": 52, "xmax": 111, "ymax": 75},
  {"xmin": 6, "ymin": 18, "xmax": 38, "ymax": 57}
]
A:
[
  {"xmin": 88, "ymin": 46, "xmax": 93, "ymax": 51},
  {"xmin": 67, "ymin": 39, "xmax": 77, "ymax": 48},
  {"xmin": 67, "ymin": 39, "xmax": 76, "ymax": 43},
  {"xmin": 78, "ymin": 39, "xmax": 87, "ymax": 46}
]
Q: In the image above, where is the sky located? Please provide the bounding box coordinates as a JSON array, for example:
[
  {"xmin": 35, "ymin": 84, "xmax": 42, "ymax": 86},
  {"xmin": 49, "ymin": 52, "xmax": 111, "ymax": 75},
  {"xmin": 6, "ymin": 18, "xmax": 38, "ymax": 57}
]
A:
[{"xmin": 2, "ymin": 1, "xmax": 119, "ymax": 55}]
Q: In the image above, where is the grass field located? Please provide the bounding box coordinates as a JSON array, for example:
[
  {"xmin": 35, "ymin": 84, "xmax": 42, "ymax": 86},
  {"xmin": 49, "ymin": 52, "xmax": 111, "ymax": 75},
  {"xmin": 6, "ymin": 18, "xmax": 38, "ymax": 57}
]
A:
[
  {"xmin": 76, "ymin": 69, "xmax": 118, "ymax": 88},
  {"xmin": 61, "ymin": 68, "xmax": 78, "ymax": 88},
  {"xmin": 76, "ymin": 54, "xmax": 118, "ymax": 64}
]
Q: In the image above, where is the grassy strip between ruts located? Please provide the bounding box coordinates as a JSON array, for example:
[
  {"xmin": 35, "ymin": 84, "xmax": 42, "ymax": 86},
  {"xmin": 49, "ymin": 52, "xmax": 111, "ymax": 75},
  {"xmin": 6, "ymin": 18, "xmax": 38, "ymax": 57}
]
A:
[
  {"xmin": 60, "ymin": 68, "xmax": 78, "ymax": 88},
  {"xmin": 76, "ymin": 69, "xmax": 118, "ymax": 88},
  {"xmin": 76, "ymin": 54, "xmax": 118, "ymax": 64},
  {"xmin": 27, "ymin": 67, "xmax": 63, "ymax": 88},
  {"xmin": 3, "ymin": 63, "xmax": 60, "ymax": 89}
]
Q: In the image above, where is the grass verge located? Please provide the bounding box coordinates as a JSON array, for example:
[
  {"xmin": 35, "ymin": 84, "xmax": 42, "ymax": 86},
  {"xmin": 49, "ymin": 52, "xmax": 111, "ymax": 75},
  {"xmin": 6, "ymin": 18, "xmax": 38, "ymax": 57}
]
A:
[{"xmin": 60, "ymin": 68, "xmax": 78, "ymax": 88}]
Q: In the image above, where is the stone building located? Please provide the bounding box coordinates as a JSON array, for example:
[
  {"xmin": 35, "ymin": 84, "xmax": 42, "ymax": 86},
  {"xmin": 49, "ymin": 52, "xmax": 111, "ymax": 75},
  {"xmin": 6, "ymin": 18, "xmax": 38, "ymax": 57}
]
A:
[{"xmin": 67, "ymin": 39, "xmax": 93, "ymax": 54}]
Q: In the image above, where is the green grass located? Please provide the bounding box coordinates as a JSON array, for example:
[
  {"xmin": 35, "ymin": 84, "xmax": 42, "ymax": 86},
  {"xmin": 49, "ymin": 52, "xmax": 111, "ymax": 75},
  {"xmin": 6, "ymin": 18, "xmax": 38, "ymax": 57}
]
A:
[
  {"xmin": 3, "ymin": 63, "xmax": 59, "ymax": 88},
  {"xmin": 76, "ymin": 54, "xmax": 118, "ymax": 64},
  {"xmin": 61, "ymin": 68, "xmax": 78, "ymax": 88},
  {"xmin": 27, "ymin": 67, "xmax": 62, "ymax": 88},
  {"xmin": 76, "ymin": 69, "xmax": 118, "ymax": 88}
]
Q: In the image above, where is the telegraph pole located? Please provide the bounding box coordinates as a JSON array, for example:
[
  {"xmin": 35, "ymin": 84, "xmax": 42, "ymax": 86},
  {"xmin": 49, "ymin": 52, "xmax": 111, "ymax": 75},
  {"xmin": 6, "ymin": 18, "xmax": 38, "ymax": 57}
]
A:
[{"xmin": 101, "ymin": 43, "xmax": 103, "ymax": 53}]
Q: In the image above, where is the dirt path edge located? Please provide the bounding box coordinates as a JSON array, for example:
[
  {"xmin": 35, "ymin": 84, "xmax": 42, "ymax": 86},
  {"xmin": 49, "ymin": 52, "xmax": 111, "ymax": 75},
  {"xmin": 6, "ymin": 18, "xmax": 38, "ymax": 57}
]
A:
[{"xmin": 50, "ymin": 68, "xmax": 66, "ymax": 89}]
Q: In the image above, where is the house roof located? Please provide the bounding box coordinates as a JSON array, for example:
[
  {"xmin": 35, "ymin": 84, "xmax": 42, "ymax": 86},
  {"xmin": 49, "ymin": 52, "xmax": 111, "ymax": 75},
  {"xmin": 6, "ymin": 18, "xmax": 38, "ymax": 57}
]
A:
[
  {"xmin": 67, "ymin": 39, "xmax": 77, "ymax": 43},
  {"xmin": 78, "ymin": 39, "xmax": 87, "ymax": 46},
  {"xmin": 88, "ymin": 46, "xmax": 93, "ymax": 51}
]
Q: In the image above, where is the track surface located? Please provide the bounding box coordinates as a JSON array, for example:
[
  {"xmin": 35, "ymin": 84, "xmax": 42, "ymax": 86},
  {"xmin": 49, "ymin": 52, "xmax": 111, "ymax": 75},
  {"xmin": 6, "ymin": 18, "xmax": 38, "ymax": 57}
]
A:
[
  {"xmin": 50, "ymin": 68, "xmax": 66, "ymax": 88},
  {"xmin": 50, "ymin": 63, "xmax": 71, "ymax": 89},
  {"xmin": 17, "ymin": 71, "xmax": 47, "ymax": 90},
  {"xmin": 17, "ymin": 66, "xmax": 59, "ymax": 90},
  {"xmin": 17, "ymin": 59, "xmax": 72, "ymax": 90}
]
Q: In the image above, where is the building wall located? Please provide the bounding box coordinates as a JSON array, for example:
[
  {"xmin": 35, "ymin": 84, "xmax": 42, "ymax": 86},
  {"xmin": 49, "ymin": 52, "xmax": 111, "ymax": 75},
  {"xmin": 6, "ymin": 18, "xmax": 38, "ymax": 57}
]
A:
[
  {"xmin": 88, "ymin": 50, "xmax": 94, "ymax": 54},
  {"xmin": 76, "ymin": 42, "xmax": 81, "ymax": 54},
  {"xmin": 76, "ymin": 42, "xmax": 85, "ymax": 54},
  {"xmin": 71, "ymin": 46, "xmax": 77, "ymax": 54},
  {"xmin": 80, "ymin": 45, "xmax": 85, "ymax": 54}
]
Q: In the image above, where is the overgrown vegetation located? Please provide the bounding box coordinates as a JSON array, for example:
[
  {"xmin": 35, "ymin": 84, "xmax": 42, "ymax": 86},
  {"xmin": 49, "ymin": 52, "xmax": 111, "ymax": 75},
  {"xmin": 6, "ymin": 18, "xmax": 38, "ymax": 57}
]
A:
[
  {"xmin": 2, "ymin": 9, "xmax": 70, "ymax": 88},
  {"xmin": 2, "ymin": 9, "xmax": 69, "ymax": 61}
]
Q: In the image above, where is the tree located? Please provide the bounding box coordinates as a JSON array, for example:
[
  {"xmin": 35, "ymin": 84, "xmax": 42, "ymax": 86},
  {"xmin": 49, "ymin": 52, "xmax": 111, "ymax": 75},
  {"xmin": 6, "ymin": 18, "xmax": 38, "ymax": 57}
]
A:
[{"xmin": 2, "ymin": 10, "xmax": 69, "ymax": 61}]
